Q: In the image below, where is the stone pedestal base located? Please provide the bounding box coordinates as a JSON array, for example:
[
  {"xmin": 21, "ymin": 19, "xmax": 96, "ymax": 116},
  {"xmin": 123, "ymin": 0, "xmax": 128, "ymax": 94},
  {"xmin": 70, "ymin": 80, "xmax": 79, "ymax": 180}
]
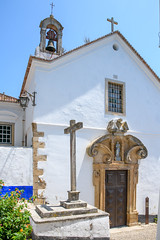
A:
[
  {"xmin": 30, "ymin": 201, "xmax": 110, "ymax": 240},
  {"xmin": 127, "ymin": 211, "xmax": 139, "ymax": 226},
  {"xmin": 67, "ymin": 190, "xmax": 80, "ymax": 201},
  {"xmin": 60, "ymin": 200, "xmax": 87, "ymax": 209}
]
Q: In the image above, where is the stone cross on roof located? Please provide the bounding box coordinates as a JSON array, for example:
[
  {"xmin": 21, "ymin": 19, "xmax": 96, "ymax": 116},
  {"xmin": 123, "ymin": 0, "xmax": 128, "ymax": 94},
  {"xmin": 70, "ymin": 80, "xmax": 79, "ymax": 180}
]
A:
[
  {"xmin": 50, "ymin": 2, "xmax": 55, "ymax": 16},
  {"xmin": 107, "ymin": 17, "xmax": 118, "ymax": 33}
]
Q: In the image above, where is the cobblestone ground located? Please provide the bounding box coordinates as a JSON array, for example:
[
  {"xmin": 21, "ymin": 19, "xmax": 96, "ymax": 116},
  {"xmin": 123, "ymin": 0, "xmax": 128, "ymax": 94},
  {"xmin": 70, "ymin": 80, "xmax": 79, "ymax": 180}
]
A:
[{"xmin": 110, "ymin": 223, "xmax": 157, "ymax": 240}]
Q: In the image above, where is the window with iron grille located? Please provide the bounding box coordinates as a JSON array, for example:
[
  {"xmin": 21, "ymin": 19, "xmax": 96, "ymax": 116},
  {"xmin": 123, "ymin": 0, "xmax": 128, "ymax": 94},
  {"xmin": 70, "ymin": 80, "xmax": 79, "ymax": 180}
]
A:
[
  {"xmin": 0, "ymin": 124, "xmax": 13, "ymax": 144},
  {"xmin": 105, "ymin": 79, "xmax": 125, "ymax": 115},
  {"xmin": 108, "ymin": 82, "xmax": 123, "ymax": 113}
]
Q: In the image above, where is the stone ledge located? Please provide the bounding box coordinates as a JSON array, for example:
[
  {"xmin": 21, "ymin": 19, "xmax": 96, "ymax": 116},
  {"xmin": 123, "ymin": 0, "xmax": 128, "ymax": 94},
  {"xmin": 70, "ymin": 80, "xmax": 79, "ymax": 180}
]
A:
[
  {"xmin": 36, "ymin": 204, "xmax": 99, "ymax": 219},
  {"xmin": 30, "ymin": 207, "xmax": 110, "ymax": 239},
  {"xmin": 32, "ymin": 235, "xmax": 110, "ymax": 240},
  {"xmin": 30, "ymin": 208, "xmax": 109, "ymax": 224}
]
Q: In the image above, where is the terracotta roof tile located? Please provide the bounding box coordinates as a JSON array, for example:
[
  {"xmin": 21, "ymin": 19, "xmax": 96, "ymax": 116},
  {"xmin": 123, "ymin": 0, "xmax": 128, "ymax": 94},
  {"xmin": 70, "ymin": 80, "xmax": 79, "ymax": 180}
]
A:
[{"xmin": 0, "ymin": 93, "xmax": 18, "ymax": 103}]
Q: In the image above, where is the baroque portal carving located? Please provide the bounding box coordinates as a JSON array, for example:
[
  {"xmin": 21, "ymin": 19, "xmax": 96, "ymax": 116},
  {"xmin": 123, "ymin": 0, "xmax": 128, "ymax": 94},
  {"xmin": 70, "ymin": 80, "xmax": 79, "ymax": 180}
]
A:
[{"xmin": 87, "ymin": 119, "xmax": 148, "ymax": 226}]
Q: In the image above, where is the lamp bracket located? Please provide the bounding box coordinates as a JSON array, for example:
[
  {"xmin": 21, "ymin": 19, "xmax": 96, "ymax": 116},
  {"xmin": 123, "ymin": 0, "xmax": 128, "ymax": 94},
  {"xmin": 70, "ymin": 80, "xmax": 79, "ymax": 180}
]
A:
[{"xmin": 24, "ymin": 91, "xmax": 37, "ymax": 106}]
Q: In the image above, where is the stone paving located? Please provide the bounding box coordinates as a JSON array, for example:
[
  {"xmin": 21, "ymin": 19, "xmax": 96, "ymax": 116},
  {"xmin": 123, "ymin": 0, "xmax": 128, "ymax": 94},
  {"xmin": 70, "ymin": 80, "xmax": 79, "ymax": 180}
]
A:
[{"xmin": 110, "ymin": 223, "xmax": 157, "ymax": 240}]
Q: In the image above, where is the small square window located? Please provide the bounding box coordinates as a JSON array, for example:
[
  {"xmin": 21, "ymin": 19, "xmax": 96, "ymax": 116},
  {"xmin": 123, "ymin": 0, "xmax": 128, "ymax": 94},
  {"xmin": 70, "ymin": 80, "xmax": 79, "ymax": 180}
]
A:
[
  {"xmin": 0, "ymin": 124, "xmax": 13, "ymax": 145},
  {"xmin": 105, "ymin": 79, "xmax": 125, "ymax": 115}
]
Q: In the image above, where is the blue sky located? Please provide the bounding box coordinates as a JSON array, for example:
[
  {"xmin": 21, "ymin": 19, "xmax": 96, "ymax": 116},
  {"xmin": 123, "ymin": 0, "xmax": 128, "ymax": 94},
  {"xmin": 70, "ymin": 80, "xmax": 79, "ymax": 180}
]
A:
[{"xmin": 0, "ymin": 0, "xmax": 159, "ymax": 98}]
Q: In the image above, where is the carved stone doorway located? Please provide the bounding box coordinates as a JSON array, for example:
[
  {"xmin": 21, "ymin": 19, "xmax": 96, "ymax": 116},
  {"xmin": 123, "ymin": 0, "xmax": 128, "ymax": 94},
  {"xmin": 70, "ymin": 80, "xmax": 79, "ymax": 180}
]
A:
[
  {"xmin": 87, "ymin": 119, "xmax": 148, "ymax": 227},
  {"xmin": 105, "ymin": 170, "xmax": 127, "ymax": 227}
]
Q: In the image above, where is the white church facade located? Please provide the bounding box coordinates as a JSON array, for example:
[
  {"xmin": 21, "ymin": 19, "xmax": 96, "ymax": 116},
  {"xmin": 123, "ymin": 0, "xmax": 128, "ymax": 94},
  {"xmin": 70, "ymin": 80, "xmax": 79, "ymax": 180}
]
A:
[{"xmin": 1, "ymin": 13, "xmax": 160, "ymax": 227}]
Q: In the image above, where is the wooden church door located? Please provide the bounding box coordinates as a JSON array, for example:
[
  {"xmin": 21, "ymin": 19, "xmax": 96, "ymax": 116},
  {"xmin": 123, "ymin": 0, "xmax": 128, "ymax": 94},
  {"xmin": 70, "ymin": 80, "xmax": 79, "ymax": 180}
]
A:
[{"xmin": 105, "ymin": 170, "xmax": 127, "ymax": 227}]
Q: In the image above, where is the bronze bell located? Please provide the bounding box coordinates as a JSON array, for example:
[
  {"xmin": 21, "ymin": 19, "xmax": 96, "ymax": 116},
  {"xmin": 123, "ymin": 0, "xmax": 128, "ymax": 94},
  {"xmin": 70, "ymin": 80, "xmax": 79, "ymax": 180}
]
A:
[{"xmin": 46, "ymin": 40, "xmax": 56, "ymax": 52}]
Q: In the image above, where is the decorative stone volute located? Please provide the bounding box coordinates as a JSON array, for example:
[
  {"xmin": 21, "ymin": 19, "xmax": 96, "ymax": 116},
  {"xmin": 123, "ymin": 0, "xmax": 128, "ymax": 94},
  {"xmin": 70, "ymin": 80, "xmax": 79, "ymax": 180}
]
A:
[
  {"xmin": 125, "ymin": 135, "xmax": 148, "ymax": 163},
  {"xmin": 87, "ymin": 119, "xmax": 148, "ymax": 164}
]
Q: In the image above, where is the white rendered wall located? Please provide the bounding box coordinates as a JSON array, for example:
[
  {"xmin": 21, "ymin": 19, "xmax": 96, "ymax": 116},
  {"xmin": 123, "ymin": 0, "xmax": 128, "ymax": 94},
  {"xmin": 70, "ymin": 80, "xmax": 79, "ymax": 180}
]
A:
[
  {"xmin": 24, "ymin": 68, "xmax": 36, "ymax": 147},
  {"xmin": 36, "ymin": 123, "xmax": 100, "ymax": 205},
  {"xmin": 0, "ymin": 102, "xmax": 23, "ymax": 146},
  {"xmin": 137, "ymin": 133, "xmax": 160, "ymax": 215},
  {"xmin": 0, "ymin": 146, "xmax": 33, "ymax": 186},
  {"xmin": 26, "ymin": 34, "xmax": 160, "ymax": 214}
]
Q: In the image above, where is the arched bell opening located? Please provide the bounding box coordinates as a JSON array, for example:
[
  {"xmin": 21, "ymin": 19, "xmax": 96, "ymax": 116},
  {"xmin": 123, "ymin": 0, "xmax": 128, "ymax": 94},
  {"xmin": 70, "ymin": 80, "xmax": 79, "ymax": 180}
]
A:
[
  {"xmin": 87, "ymin": 119, "xmax": 148, "ymax": 227},
  {"xmin": 46, "ymin": 28, "xmax": 57, "ymax": 53},
  {"xmin": 39, "ymin": 15, "xmax": 63, "ymax": 55}
]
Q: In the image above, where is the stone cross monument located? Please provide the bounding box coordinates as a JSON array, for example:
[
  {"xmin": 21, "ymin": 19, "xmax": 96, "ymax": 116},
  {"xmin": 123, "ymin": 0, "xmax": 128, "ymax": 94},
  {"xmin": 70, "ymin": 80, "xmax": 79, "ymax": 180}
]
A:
[
  {"xmin": 30, "ymin": 119, "xmax": 110, "ymax": 239},
  {"xmin": 64, "ymin": 120, "xmax": 83, "ymax": 201}
]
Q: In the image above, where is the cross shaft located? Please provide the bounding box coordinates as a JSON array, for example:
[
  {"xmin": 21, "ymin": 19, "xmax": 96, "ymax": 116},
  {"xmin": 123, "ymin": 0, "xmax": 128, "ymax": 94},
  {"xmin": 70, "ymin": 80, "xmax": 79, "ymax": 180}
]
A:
[{"xmin": 64, "ymin": 120, "xmax": 83, "ymax": 201}]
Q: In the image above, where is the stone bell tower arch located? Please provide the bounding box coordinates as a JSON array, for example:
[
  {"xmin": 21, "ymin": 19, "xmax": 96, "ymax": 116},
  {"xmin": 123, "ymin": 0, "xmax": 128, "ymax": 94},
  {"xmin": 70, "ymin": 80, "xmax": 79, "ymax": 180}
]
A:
[
  {"xmin": 87, "ymin": 119, "xmax": 148, "ymax": 227},
  {"xmin": 39, "ymin": 14, "xmax": 63, "ymax": 55}
]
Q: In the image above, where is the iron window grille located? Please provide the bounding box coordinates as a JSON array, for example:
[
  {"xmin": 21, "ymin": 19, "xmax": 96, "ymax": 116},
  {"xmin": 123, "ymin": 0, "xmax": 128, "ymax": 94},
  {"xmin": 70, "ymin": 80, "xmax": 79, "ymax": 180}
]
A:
[
  {"xmin": 0, "ymin": 124, "xmax": 12, "ymax": 144},
  {"xmin": 108, "ymin": 82, "xmax": 123, "ymax": 113}
]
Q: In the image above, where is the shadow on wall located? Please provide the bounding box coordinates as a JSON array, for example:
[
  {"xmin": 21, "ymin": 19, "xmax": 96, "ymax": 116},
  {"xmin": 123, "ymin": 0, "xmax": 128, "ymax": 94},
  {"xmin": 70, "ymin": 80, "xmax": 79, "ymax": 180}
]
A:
[
  {"xmin": 77, "ymin": 153, "xmax": 94, "ymax": 206},
  {"xmin": 0, "ymin": 146, "xmax": 33, "ymax": 186},
  {"xmin": 0, "ymin": 147, "xmax": 16, "ymax": 177}
]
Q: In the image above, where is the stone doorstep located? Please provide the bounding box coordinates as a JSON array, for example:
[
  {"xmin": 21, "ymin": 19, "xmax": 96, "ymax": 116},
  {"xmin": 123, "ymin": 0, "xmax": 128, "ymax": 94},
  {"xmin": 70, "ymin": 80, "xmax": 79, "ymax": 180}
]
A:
[
  {"xmin": 36, "ymin": 204, "xmax": 98, "ymax": 218},
  {"xmin": 30, "ymin": 208, "xmax": 109, "ymax": 224}
]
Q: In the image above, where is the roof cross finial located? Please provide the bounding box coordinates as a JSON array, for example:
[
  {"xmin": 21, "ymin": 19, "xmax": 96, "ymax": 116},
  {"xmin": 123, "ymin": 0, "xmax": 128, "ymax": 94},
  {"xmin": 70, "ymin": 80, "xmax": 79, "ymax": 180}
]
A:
[
  {"xmin": 107, "ymin": 17, "xmax": 118, "ymax": 33},
  {"xmin": 50, "ymin": 2, "xmax": 55, "ymax": 16}
]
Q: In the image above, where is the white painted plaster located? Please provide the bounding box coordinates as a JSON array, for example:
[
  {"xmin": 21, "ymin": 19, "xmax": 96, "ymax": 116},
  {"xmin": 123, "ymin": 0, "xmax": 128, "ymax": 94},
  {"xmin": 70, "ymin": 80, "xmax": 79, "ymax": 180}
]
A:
[
  {"xmin": 37, "ymin": 124, "xmax": 99, "ymax": 205},
  {"xmin": 0, "ymin": 147, "xmax": 33, "ymax": 186},
  {"xmin": 137, "ymin": 133, "xmax": 160, "ymax": 215},
  {"xmin": 24, "ymin": 67, "xmax": 37, "ymax": 147}
]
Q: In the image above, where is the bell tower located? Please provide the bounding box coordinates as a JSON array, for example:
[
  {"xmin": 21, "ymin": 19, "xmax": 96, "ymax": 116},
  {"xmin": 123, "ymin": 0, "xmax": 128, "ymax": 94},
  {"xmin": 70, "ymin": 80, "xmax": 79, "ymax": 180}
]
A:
[{"xmin": 35, "ymin": 11, "xmax": 63, "ymax": 59}]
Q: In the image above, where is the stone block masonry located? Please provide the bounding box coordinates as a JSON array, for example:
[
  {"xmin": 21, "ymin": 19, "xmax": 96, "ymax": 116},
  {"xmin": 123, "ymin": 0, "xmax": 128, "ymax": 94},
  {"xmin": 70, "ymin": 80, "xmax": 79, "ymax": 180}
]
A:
[{"xmin": 32, "ymin": 123, "xmax": 47, "ymax": 205}]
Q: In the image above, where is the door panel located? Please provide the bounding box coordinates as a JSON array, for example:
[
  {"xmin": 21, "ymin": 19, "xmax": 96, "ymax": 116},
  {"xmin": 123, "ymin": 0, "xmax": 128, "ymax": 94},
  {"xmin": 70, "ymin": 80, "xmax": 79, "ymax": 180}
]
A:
[{"xmin": 105, "ymin": 170, "xmax": 127, "ymax": 227}]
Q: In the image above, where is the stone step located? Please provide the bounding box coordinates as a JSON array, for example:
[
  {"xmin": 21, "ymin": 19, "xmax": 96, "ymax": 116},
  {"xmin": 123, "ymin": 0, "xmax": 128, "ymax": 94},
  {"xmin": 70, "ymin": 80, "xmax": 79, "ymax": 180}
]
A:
[
  {"xmin": 36, "ymin": 204, "xmax": 98, "ymax": 219},
  {"xmin": 60, "ymin": 200, "xmax": 87, "ymax": 209},
  {"xmin": 30, "ymin": 207, "xmax": 110, "ymax": 240}
]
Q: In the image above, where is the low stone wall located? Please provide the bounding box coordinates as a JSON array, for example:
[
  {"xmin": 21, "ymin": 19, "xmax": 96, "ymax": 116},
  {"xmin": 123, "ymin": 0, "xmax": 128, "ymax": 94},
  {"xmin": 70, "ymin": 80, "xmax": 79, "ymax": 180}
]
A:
[
  {"xmin": 0, "ymin": 146, "xmax": 33, "ymax": 197},
  {"xmin": 138, "ymin": 215, "xmax": 157, "ymax": 224}
]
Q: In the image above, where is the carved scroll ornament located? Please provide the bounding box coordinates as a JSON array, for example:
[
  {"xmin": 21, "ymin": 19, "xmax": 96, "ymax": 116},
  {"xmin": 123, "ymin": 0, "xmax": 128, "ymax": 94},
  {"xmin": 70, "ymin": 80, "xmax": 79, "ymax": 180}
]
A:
[
  {"xmin": 87, "ymin": 119, "xmax": 148, "ymax": 164},
  {"xmin": 87, "ymin": 135, "xmax": 113, "ymax": 164},
  {"xmin": 125, "ymin": 135, "xmax": 148, "ymax": 163}
]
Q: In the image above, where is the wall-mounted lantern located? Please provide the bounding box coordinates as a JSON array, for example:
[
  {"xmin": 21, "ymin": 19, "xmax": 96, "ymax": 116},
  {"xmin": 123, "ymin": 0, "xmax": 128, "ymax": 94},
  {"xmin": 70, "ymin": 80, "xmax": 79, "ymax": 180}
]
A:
[{"xmin": 19, "ymin": 91, "xmax": 36, "ymax": 109}]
